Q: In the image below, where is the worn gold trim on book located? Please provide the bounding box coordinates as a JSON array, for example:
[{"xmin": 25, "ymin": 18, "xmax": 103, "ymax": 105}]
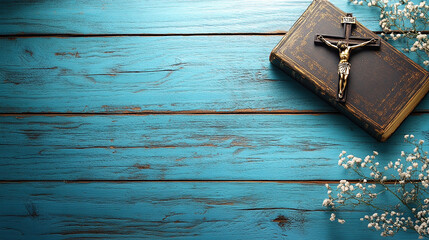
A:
[{"xmin": 382, "ymin": 75, "xmax": 429, "ymax": 141}]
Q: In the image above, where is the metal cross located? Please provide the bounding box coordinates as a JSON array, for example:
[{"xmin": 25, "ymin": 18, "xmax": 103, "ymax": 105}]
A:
[{"xmin": 314, "ymin": 13, "xmax": 380, "ymax": 102}]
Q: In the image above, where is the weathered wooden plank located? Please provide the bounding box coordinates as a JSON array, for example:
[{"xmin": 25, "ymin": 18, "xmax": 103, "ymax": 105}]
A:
[
  {"xmin": 0, "ymin": 181, "xmax": 415, "ymax": 239},
  {"xmin": 1, "ymin": 36, "xmax": 427, "ymax": 113},
  {"xmin": 0, "ymin": 114, "xmax": 427, "ymax": 180},
  {"xmin": 0, "ymin": 0, "xmax": 382, "ymax": 35}
]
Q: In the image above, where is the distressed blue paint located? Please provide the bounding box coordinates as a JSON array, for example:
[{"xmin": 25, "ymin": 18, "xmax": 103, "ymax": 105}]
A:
[
  {"xmin": 0, "ymin": 36, "xmax": 427, "ymax": 113},
  {"xmin": 0, "ymin": 114, "xmax": 427, "ymax": 180},
  {"xmin": 0, "ymin": 182, "xmax": 418, "ymax": 239},
  {"xmin": 0, "ymin": 0, "xmax": 382, "ymax": 34},
  {"xmin": 1, "ymin": 0, "xmax": 428, "ymax": 239}
]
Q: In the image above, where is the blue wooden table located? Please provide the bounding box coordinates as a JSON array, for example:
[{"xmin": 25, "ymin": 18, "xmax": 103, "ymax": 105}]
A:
[{"xmin": 1, "ymin": 0, "xmax": 428, "ymax": 239}]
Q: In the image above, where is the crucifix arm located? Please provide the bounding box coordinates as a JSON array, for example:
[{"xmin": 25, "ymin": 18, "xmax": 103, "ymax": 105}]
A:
[
  {"xmin": 349, "ymin": 38, "xmax": 377, "ymax": 50},
  {"xmin": 317, "ymin": 35, "xmax": 338, "ymax": 49}
]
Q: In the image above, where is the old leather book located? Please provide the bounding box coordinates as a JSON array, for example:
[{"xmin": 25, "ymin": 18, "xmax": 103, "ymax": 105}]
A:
[{"xmin": 270, "ymin": 0, "xmax": 429, "ymax": 141}]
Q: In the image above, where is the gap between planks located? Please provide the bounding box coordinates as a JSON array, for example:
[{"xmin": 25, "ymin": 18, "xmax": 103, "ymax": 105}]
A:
[
  {"xmin": 0, "ymin": 180, "xmax": 415, "ymax": 184},
  {"xmin": 0, "ymin": 110, "xmax": 428, "ymax": 116},
  {"xmin": 1, "ymin": 30, "xmax": 428, "ymax": 38}
]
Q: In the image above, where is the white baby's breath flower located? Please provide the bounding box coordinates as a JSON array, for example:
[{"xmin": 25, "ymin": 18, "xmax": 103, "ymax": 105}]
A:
[
  {"xmin": 417, "ymin": 34, "xmax": 427, "ymax": 40},
  {"xmin": 323, "ymin": 198, "xmax": 332, "ymax": 207},
  {"xmin": 324, "ymin": 139, "xmax": 428, "ymax": 236}
]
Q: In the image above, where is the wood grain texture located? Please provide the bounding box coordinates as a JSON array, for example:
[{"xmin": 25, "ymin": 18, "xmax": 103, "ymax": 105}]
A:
[
  {"xmin": 0, "ymin": 182, "xmax": 416, "ymax": 239},
  {"xmin": 2, "ymin": 1, "xmax": 428, "ymax": 239},
  {"xmin": 1, "ymin": 114, "xmax": 428, "ymax": 181},
  {"xmin": 0, "ymin": 0, "xmax": 382, "ymax": 35},
  {"xmin": 1, "ymin": 36, "xmax": 428, "ymax": 113}
]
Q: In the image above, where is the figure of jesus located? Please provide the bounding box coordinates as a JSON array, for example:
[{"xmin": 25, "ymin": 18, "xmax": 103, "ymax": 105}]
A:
[{"xmin": 317, "ymin": 35, "xmax": 377, "ymax": 99}]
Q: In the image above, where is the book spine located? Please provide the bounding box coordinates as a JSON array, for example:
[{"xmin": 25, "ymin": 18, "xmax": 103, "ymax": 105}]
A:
[
  {"xmin": 269, "ymin": 50, "xmax": 332, "ymax": 106},
  {"xmin": 269, "ymin": 52, "xmax": 308, "ymax": 92}
]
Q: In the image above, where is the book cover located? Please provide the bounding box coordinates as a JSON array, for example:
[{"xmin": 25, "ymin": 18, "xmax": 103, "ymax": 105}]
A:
[{"xmin": 270, "ymin": 0, "xmax": 429, "ymax": 141}]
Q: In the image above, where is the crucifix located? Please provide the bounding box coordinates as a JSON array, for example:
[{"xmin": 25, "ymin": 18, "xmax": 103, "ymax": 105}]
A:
[{"xmin": 314, "ymin": 13, "xmax": 380, "ymax": 102}]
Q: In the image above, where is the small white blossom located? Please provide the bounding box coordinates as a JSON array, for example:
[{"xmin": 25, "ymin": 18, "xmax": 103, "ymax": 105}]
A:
[
  {"xmin": 322, "ymin": 198, "xmax": 333, "ymax": 207},
  {"xmin": 417, "ymin": 34, "xmax": 427, "ymax": 40},
  {"xmin": 325, "ymin": 140, "xmax": 428, "ymax": 237}
]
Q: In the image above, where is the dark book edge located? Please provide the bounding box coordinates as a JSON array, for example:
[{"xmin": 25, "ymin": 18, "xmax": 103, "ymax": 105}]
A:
[{"xmin": 382, "ymin": 76, "xmax": 429, "ymax": 141}]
